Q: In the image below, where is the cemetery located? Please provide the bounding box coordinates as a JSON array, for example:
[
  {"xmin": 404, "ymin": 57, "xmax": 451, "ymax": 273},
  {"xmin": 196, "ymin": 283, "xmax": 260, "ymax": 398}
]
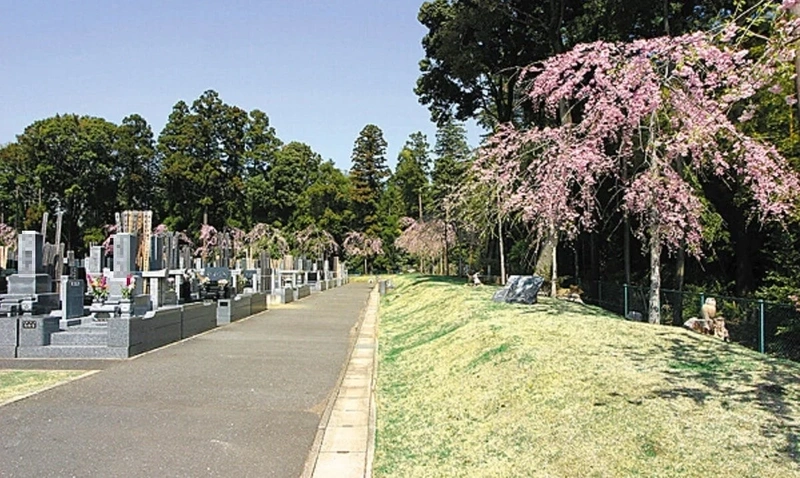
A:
[{"xmin": 0, "ymin": 211, "xmax": 348, "ymax": 359}]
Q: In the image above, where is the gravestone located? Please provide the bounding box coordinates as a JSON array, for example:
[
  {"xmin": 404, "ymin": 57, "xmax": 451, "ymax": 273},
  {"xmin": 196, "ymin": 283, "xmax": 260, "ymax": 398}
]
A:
[
  {"xmin": 180, "ymin": 245, "xmax": 192, "ymax": 270},
  {"xmin": 149, "ymin": 234, "xmax": 165, "ymax": 271},
  {"xmin": 66, "ymin": 251, "xmax": 76, "ymax": 278},
  {"xmin": 1, "ymin": 231, "xmax": 60, "ymax": 315},
  {"xmin": 62, "ymin": 278, "xmax": 84, "ymax": 320},
  {"xmin": 113, "ymin": 233, "xmax": 137, "ymax": 278},
  {"xmin": 491, "ymin": 275, "xmax": 544, "ymax": 305},
  {"xmin": 165, "ymin": 233, "xmax": 179, "ymax": 270},
  {"xmin": 86, "ymin": 245, "xmax": 103, "ymax": 274}
]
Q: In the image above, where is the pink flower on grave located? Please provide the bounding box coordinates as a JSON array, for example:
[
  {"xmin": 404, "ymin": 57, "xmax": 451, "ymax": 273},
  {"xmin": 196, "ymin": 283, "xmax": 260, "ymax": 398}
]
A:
[
  {"xmin": 121, "ymin": 274, "xmax": 136, "ymax": 300},
  {"xmin": 87, "ymin": 273, "xmax": 109, "ymax": 301}
]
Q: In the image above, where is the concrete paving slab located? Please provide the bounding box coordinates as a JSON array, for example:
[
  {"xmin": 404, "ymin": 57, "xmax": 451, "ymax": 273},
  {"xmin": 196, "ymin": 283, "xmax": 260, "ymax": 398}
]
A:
[
  {"xmin": 333, "ymin": 396, "xmax": 369, "ymax": 412},
  {"xmin": 313, "ymin": 452, "xmax": 366, "ymax": 478},
  {"xmin": 327, "ymin": 408, "xmax": 369, "ymax": 428},
  {"xmin": 309, "ymin": 284, "xmax": 379, "ymax": 478},
  {"xmin": 320, "ymin": 426, "xmax": 369, "ymax": 452}
]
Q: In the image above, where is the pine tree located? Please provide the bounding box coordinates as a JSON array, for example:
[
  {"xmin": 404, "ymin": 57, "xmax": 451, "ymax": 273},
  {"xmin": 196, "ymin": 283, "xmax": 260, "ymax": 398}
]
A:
[
  {"xmin": 349, "ymin": 124, "xmax": 389, "ymax": 232},
  {"xmin": 394, "ymin": 132, "xmax": 431, "ymax": 219},
  {"xmin": 432, "ymin": 120, "xmax": 470, "ymax": 205}
]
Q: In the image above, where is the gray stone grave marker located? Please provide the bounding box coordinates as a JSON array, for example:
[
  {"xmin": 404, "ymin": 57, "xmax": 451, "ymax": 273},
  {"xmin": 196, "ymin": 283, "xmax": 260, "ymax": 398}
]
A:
[
  {"xmin": 113, "ymin": 233, "xmax": 137, "ymax": 277},
  {"xmin": 86, "ymin": 246, "xmax": 103, "ymax": 274},
  {"xmin": 149, "ymin": 234, "xmax": 165, "ymax": 271}
]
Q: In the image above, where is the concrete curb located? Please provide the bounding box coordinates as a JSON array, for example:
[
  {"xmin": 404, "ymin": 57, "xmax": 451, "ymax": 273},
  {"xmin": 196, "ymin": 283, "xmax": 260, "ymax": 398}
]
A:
[{"xmin": 307, "ymin": 284, "xmax": 379, "ymax": 478}]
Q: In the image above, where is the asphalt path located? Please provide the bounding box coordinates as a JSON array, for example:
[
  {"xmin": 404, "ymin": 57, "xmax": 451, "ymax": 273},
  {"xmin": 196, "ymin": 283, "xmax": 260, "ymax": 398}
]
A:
[{"xmin": 0, "ymin": 282, "xmax": 372, "ymax": 478}]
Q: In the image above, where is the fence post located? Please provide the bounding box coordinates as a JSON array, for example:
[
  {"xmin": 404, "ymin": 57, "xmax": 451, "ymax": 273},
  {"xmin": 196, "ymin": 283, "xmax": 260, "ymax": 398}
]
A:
[
  {"xmin": 759, "ymin": 299, "xmax": 765, "ymax": 354},
  {"xmin": 624, "ymin": 284, "xmax": 629, "ymax": 318},
  {"xmin": 700, "ymin": 292, "xmax": 705, "ymax": 310}
]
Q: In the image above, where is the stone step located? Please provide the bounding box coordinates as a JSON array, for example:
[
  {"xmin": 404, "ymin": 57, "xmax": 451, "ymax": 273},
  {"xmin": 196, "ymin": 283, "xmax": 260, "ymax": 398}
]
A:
[
  {"xmin": 51, "ymin": 329, "xmax": 108, "ymax": 346},
  {"xmin": 16, "ymin": 345, "xmax": 128, "ymax": 359}
]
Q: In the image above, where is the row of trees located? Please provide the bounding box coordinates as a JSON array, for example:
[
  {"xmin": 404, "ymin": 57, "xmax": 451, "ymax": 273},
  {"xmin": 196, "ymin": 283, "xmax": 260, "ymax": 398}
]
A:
[{"xmin": 0, "ymin": 90, "xmax": 473, "ymax": 272}]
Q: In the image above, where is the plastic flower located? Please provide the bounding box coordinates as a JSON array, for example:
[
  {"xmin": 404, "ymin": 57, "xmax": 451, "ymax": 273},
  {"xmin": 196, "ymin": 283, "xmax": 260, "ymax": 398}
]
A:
[
  {"xmin": 87, "ymin": 273, "xmax": 109, "ymax": 301},
  {"xmin": 121, "ymin": 274, "xmax": 136, "ymax": 300}
]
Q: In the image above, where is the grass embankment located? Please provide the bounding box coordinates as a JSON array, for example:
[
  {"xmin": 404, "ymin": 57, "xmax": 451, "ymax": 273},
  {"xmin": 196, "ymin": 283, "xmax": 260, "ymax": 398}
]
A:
[
  {"xmin": 0, "ymin": 370, "xmax": 88, "ymax": 405},
  {"xmin": 375, "ymin": 275, "xmax": 800, "ymax": 477}
]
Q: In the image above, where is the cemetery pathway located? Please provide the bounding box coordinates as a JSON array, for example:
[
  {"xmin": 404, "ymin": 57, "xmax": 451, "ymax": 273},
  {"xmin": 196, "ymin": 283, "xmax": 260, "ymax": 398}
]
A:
[{"xmin": 0, "ymin": 282, "xmax": 373, "ymax": 478}]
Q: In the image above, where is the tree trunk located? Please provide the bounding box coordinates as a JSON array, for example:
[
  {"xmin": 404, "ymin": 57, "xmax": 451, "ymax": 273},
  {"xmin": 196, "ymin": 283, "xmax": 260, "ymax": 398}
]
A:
[
  {"xmin": 498, "ymin": 217, "xmax": 506, "ymax": 285},
  {"xmin": 648, "ymin": 238, "xmax": 662, "ymax": 324},
  {"xmin": 551, "ymin": 230, "xmax": 558, "ymax": 297},
  {"xmin": 534, "ymin": 231, "xmax": 557, "ymax": 294},
  {"xmin": 673, "ymin": 246, "xmax": 685, "ymax": 326},
  {"xmin": 573, "ymin": 242, "xmax": 579, "ymax": 284},
  {"xmin": 443, "ymin": 207, "xmax": 450, "ymax": 276}
]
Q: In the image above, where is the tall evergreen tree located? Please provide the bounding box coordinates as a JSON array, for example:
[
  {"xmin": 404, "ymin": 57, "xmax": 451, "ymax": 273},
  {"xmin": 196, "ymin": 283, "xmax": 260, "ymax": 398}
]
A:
[
  {"xmin": 243, "ymin": 109, "xmax": 283, "ymax": 226},
  {"xmin": 159, "ymin": 90, "xmax": 281, "ymax": 232},
  {"xmin": 394, "ymin": 132, "xmax": 431, "ymax": 219},
  {"xmin": 349, "ymin": 124, "xmax": 389, "ymax": 232},
  {"xmin": 432, "ymin": 120, "xmax": 470, "ymax": 205},
  {"xmin": 265, "ymin": 141, "xmax": 322, "ymax": 228},
  {"xmin": 116, "ymin": 114, "xmax": 157, "ymax": 211},
  {"xmin": 293, "ymin": 160, "xmax": 353, "ymax": 241}
]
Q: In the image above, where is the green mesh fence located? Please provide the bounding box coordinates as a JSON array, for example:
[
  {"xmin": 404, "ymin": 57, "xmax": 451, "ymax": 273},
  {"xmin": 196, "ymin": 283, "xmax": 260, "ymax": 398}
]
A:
[{"xmin": 582, "ymin": 281, "xmax": 800, "ymax": 362}]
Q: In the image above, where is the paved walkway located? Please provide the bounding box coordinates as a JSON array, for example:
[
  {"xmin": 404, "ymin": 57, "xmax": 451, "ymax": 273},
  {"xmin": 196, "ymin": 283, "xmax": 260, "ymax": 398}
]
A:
[
  {"xmin": 307, "ymin": 284, "xmax": 379, "ymax": 478},
  {"xmin": 0, "ymin": 282, "xmax": 374, "ymax": 478}
]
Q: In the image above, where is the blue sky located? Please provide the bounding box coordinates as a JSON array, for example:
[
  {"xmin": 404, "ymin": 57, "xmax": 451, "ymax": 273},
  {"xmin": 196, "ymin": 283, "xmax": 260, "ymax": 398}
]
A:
[{"xmin": 0, "ymin": 0, "xmax": 481, "ymax": 171}]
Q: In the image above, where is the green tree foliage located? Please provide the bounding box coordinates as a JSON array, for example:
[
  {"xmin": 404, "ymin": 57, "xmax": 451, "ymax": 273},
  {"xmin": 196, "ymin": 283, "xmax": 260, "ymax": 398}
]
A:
[
  {"xmin": 373, "ymin": 178, "xmax": 407, "ymax": 272},
  {"xmin": 159, "ymin": 90, "xmax": 281, "ymax": 232},
  {"xmin": 14, "ymin": 114, "xmax": 119, "ymax": 251},
  {"xmin": 116, "ymin": 114, "xmax": 157, "ymax": 211},
  {"xmin": 349, "ymin": 124, "xmax": 389, "ymax": 232},
  {"xmin": 244, "ymin": 109, "xmax": 284, "ymax": 224},
  {"xmin": 416, "ymin": 0, "xmax": 548, "ymax": 126},
  {"xmin": 293, "ymin": 160, "xmax": 353, "ymax": 241},
  {"xmin": 261, "ymin": 141, "xmax": 322, "ymax": 227},
  {"xmin": 432, "ymin": 120, "xmax": 470, "ymax": 205},
  {"xmin": 393, "ymin": 132, "xmax": 431, "ymax": 220},
  {"xmin": 417, "ymin": 0, "xmax": 744, "ymax": 128},
  {"xmin": 0, "ymin": 142, "xmax": 34, "ymax": 230}
]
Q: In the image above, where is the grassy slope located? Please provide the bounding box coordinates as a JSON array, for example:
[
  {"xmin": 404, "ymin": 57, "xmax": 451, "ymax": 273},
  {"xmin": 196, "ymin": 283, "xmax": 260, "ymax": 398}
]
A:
[
  {"xmin": 0, "ymin": 370, "xmax": 88, "ymax": 405},
  {"xmin": 375, "ymin": 275, "xmax": 800, "ymax": 478}
]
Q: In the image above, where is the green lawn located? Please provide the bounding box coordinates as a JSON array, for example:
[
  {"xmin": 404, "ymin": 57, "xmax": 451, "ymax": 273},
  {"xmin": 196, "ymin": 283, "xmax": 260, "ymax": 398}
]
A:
[
  {"xmin": 375, "ymin": 275, "xmax": 800, "ymax": 477},
  {"xmin": 0, "ymin": 370, "xmax": 90, "ymax": 405}
]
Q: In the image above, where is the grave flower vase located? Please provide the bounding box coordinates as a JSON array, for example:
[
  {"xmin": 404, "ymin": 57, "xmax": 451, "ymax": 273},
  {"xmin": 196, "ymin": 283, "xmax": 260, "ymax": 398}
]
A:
[{"xmin": 119, "ymin": 299, "xmax": 132, "ymax": 316}]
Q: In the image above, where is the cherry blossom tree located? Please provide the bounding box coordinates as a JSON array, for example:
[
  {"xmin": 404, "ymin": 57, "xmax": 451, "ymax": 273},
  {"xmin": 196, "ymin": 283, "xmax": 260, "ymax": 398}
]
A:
[
  {"xmin": 245, "ymin": 223, "xmax": 289, "ymax": 267},
  {"xmin": 0, "ymin": 223, "xmax": 16, "ymax": 248},
  {"xmin": 194, "ymin": 224, "xmax": 219, "ymax": 264},
  {"xmin": 0, "ymin": 223, "xmax": 17, "ymax": 269},
  {"xmin": 395, "ymin": 217, "xmax": 456, "ymax": 274},
  {"xmin": 477, "ymin": 2, "xmax": 800, "ymax": 323},
  {"xmin": 342, "ymin": 231, "xmax": 383, "ymax": 275},
  {"xmin": 295, "ymin": 225, "xmax": 338, "ymax": 262}
]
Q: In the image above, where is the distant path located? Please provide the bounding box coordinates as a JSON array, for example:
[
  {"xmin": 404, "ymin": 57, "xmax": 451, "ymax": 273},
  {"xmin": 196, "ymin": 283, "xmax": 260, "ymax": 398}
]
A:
[{"xmin": 0, "ymin": 283, "xmax": 372, "ymax": 478}]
